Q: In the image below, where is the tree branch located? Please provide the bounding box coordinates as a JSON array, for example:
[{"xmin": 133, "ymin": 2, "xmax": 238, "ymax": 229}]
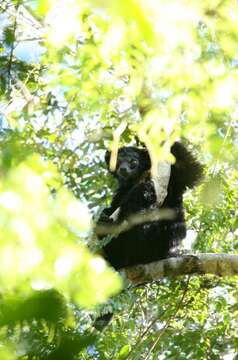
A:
[
  {"xmin": 124, "ymin": 254, "xmax": 238, "ymax": 285},
  {"xmin": 7, "ymin": 0, "xmax": 21, "ymax": 90}
]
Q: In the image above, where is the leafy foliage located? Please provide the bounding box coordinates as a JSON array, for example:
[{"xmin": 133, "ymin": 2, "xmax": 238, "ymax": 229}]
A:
[{"xmin": 0, "ymin": 0, "xmax": 238, "ymax": 359}]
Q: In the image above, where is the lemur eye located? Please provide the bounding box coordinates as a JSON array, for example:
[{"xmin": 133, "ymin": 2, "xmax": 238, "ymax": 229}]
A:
[{"xmin": 130, "ymin": 159, "xmax": 138, "ymax": 168}]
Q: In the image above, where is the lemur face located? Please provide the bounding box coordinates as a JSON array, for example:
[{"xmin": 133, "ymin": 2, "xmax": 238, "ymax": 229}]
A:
[{"xmin": 105, "ymin": 147, "xmax": 151, "ymax": 184}]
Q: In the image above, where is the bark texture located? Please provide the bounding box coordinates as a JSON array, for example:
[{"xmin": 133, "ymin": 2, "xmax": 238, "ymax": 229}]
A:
[{"xmin": 124, "ymin": 254, "xmax": 238, "ymax": 284}]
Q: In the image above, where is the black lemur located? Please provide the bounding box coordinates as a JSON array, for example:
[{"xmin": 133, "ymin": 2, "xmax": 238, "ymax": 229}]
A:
[{"xmin": 97, "ymin": 142, "xmax": 203, "ymax": 270}]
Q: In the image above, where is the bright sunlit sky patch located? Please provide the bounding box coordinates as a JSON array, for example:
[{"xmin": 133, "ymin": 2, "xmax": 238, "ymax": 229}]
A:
[
  {"xmin": 89, "ymin": 257, "xmax": 106, "ymax": 274},
  {"xmin": 212, "ymin": 76, "xmax": 238, "ymax": 110},
  {"xmin": 144, "ymin": 0, "xmax": 201, "ymax": 51},
  {"xmin": 0, "ymin": 191, "xmax": 23, "ymax": 212},
  {"xmin": 54, "ymin": 254, "xmax": 74, "ymax": 277},
  {"xmin": 100, "ymin": 20, "xmax": 125, "ymax": 59},
  {"xmin": 182, "ymin": 229, "xmax": 197, "ymax": 250},
  {"xmin": 14, "ymin": 41, "xmax": 45, "ymax": 63},
  {"xmin": 46, "ymin": 0, "xmax": 83, "ymax": 45}
]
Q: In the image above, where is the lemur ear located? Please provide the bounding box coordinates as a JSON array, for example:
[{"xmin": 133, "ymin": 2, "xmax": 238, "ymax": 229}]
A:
[
  {"xmin": 135, "ymin": 136, "xmax": 146, "ymax": 147},
  {"xmin": 141, "ymin": 148, "xmax": 151, "ymax": 169},
  {"xmin": 105, "ymin": 150, "xmax": 111, "ymax": 166}
]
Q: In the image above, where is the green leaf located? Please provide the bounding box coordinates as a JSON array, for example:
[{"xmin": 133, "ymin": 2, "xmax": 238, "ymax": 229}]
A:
[{"xmin": 118, "ymin": 344, "xmax": 131, "ymax": 359}]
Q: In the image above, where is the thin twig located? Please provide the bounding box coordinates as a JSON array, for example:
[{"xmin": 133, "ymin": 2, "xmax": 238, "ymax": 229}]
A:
[
  {"xmin": 17, "ymin": 37, "xmax": 44, "ymax": 42},
  {"xmin": 95, "ymin": 208, "xmax": 174, "ymax": 236},
  {"xmin": 143, "ymin": 276, "xmax": 190, "ymax": 360},
  {"xmin": 211, "ymin": 116, "xmax": 233, "ymax": 176},
  {"xmin": 7, "ymin": 0, "xmax": 21, "ymax": 91},
  {"xmin": 125, "ymin": 305, "xmax": 169, "ymax": 360}
]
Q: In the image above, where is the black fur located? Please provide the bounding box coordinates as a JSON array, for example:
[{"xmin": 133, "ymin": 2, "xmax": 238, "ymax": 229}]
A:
[{"xmin": 98, "ymin": 142, "xmax": 203, "ymax": 270}]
